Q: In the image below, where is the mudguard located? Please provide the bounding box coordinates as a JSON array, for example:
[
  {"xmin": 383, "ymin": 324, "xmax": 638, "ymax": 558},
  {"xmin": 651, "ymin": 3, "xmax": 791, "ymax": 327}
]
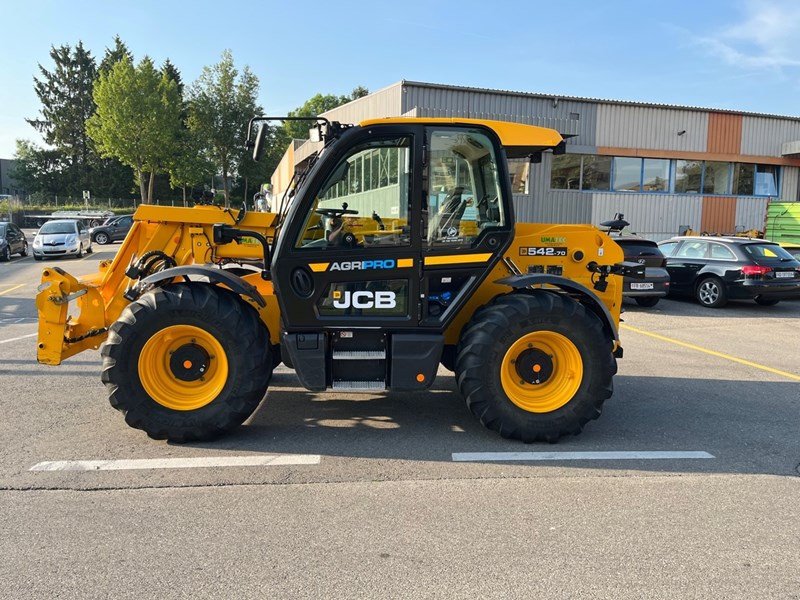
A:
[
  {"xmin": 494, "ymin": 274, "xmax": 619, "ymax": 342},
  {"xmin": 141, "ymin": 265, "xmax": 266, "ymax": 308}
]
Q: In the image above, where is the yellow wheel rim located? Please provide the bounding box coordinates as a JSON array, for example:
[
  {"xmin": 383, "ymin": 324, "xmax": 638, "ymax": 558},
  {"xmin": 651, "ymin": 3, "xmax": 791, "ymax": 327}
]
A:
[
  {"xmin": 500, "ymin": 330, "xmax": 583, "ymax": 413},
  {"xmin": 138, "ymin": 324, "xmax": 229, "ymax": 411}
]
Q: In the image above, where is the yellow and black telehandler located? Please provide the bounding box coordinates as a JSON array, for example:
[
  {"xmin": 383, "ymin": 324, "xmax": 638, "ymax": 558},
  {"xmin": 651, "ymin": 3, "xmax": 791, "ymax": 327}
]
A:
[{"xmin": 36, "ymin": 116, "xmax": 643, "ymax": 442}]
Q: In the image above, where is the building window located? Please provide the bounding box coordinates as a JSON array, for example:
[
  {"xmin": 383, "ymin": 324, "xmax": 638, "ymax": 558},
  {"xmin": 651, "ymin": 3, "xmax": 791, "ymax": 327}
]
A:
[
  {"xmin": 550, "ymin": 155, "xmax": 582, "ymax": 190},
  {"xmin": 675, "ymin": 160, "xmax": 702, "ymax": 193},
  {"xmin": 507, "ymin": 160, "xmax": 530, "ymax": 194},
  {"xmin": 703, "ymin": 161, "xmax": 731, "ymax": 195},
  {"xmin": 612, "ymin": 157, "xmax": 642, "ymax": 192},
  {"xmin": 549, "ymin": 154, "xmax": 779, "ymax": 197},
  {"xmin": 581, "ymin": 155, "xmax": 611, "ymax": 191},
  {"xmin": 755, "ymin": 164, "xmax": 778, "ymax": 196},
  {"xmin": 643, "ymin": 158, "xmax": 670, "ymax": 192}
]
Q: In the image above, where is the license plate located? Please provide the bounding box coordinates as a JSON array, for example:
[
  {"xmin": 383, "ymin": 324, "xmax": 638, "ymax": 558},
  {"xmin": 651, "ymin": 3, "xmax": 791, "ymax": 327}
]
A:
[
  {"xmin": 631, "ymin": 282, "xmax": 654, "ymax": 290},
  {"xmin": 776, "ymin": 271, "xmax": 795, "ymax": 279}
]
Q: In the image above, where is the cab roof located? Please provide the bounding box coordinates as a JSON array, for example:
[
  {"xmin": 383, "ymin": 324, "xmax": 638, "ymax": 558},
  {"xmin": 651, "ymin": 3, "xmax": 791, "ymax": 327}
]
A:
[{"xmin": 358, "ymin": 117, "xmax": 564, "ymax": 158}]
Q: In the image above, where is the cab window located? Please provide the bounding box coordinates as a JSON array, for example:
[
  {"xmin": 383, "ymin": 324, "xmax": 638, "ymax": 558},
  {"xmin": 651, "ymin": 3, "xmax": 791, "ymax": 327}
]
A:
[
  {"xmin": 296, "ymin": 137, "xmax": 411, "ymax": 249},
  {"xmin": 426, "ymin": 129, "xmax": 505, "ymax": 247}
]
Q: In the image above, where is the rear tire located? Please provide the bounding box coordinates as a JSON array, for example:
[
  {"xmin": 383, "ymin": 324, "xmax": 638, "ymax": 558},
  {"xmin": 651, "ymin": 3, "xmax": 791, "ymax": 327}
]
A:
[
  {"xmin": 696, "ymin": 276, "xmax": 727, "ymax": 308},
  {"xmin": 455, "ymin": 292, "xmax": 615, "ymax": 443},
  {"xmin": 754, "ymin": 295, "xmax": 780, "ymax": 306},
  {"xmin": 20, "ymin": 242, "xmax": 28, "ymax": 257},
  {"xmin": 101, "ymin": 283, "xmax": 273, "ymax": 442},
  {"xmin": 0, "ymin": 246, "xmax": 9, "ymax": 262},
  {"xmin": 634, "ymin": 296, "xmax": 660, "ymax": 308}
]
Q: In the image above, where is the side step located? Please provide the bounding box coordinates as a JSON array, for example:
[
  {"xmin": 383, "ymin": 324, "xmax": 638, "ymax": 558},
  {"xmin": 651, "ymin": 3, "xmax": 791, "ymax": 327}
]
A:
[{"xmin": 331, "ymin": 380, "xmax": 386, "ymax": 391}]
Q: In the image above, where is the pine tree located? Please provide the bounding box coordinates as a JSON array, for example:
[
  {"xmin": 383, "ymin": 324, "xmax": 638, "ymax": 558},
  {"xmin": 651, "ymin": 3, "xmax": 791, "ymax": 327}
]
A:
[
  {"xmin": 26, "ymin": 42, "xmax": 97, "ymax": 196},
  {"xmin": 99, "ymin": 35, "xmax": 133, "ymax": 74}
]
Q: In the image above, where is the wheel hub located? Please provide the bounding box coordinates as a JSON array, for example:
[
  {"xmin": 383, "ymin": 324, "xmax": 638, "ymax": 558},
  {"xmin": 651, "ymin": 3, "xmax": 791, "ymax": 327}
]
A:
[
  {"xmin": 514, "ymin": 348, "xmax": 553, "ymax": 385},
  {"xmin": 169, "ymin": 343, "xmax": 210, "ymax": 382}
]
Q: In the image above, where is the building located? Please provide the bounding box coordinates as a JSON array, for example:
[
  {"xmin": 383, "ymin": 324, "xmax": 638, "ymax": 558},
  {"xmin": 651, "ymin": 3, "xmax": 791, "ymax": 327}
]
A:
[
  {"xmin": 271, "ymin": 80, "xmax": 800, "ymax": 240},
  {"xmin": 0, "ymin": 159, "xmax": 25, "ymax": 196}
]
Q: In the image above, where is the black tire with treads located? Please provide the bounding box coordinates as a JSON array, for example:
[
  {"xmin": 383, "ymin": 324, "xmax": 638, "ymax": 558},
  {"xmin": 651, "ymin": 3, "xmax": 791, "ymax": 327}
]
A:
[
  {"xmin": 101, "ymin": 283, "xmax": 272, "ymax": 442},
  {"xmin": 455, "ymin": 291, "xmax": 616, "ymax": 443}
]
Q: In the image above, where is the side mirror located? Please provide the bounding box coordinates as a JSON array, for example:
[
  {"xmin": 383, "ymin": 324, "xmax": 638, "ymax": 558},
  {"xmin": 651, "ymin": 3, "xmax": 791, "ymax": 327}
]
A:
[{"xmin": 252, "ymin": 125, "xmax": 268, "ymax": 162}]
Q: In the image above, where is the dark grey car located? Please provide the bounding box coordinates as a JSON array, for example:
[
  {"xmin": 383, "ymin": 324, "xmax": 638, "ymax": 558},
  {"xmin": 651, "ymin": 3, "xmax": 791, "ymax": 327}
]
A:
[
  {"xmin": 614, "ymin": 237, "xmax": 670, "ymax": 307},
  {"xmin": 89, "ymin": 215, "xmax": 133, "ymax": 245},
  {"xmin": 0, "ymin": 222, "xmax": 28, "ymax": 261}
]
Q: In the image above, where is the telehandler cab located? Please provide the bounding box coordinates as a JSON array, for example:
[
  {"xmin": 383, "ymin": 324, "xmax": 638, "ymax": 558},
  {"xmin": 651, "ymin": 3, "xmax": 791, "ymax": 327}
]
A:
[{"xmin": 36, "ymin": 116, "xmax": 641, "ymax": 443}]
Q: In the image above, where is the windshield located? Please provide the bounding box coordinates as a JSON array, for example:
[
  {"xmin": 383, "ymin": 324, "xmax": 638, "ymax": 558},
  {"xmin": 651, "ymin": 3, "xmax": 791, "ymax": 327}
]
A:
[
  {"xmin": 39, "ymin": 221, "xmax": 77, "ymax": 235},
  {"xmin": 743, "ymin": 243, "xmax": 795, "ymax": 263}
]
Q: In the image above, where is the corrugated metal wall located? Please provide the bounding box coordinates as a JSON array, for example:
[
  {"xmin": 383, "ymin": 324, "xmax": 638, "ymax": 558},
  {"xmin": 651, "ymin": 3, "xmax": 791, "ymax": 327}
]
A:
[
  {"xmin": 402, "ymin": 83, "xmax": 595, "ymax": 144},
  {"xmin": 734, "ymin": 197, "xmax": 769, "ymax": 231},
  {"xmin": 706, "ymin": 113, "xmax": 742, "ymax": 154},
  {"xmin": 701, "ymin": 196, "xmax": 737, "ymax": 232},
  {"xmin": 595, "ymin": 104, "xmax": 708, "ymax": 152},
  {"xmin": 515, "ymin": 191, "xmax": 593, "ymax": 224},
  {"xmin": 780, "ymin": 166, "xmax": 798, "ymax": 202},
  {"xmin": 591, "ymin": 193, "xmax": 703, "ymax": 241},
  {"xmin": 321, "ymin": 82, "xmax": 403, "ymax": 124},
  {"xmin": 741, "ymin": 116, "xmax": 800, "ymax": 156}
]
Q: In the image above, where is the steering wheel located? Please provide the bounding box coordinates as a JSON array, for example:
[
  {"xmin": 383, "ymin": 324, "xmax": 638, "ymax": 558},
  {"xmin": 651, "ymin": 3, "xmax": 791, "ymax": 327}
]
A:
[{"xmin": 316, "ymin": 207, "xmax": 359, "ymax": 218}]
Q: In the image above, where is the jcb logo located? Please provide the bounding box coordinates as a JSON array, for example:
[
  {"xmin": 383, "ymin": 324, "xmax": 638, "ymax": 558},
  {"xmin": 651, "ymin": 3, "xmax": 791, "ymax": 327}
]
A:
[{"xmin": 332, "ymin": 290, "xmax": 397, "ymax": 309}]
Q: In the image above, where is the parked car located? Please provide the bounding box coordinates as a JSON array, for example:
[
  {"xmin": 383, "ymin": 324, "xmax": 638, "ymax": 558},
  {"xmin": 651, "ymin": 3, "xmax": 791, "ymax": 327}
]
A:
[
  {"xmin": 658, "ymin": 236, "xmax": 800, "ymax": 307},
  {"xmin": 598, "ymin": 213, "xmax": 669, "ymax": 308},
  {"xmin": 614, "ymin": 237, "xmax": 670, "ymax": 307},
  {"xmin": 89, "ymin": 214, "xmax": 133, "ymax": 245},
  {"xmin": 0, "ymin": 222, "xmax": 28, "ymax": 261},
  {"xmin": 32, "ymin": 219, "xmax": 92, "ymax": 261}
]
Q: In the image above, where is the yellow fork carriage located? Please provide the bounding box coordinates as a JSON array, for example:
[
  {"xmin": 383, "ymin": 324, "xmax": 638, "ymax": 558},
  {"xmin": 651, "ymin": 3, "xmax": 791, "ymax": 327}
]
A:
[{"xmin": 37, "ymin": 117, "xmax": 641, "ymax": 443}]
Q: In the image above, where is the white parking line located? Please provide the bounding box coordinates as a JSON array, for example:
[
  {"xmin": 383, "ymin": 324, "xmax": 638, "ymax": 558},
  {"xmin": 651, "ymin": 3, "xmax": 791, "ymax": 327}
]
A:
[
  {"xmin": 451, "ymin": 451, "xmax": 715, "ymax": 462},
  {"xmin": 30, "ymin": 454, "xmax": 322, "ymax": 471},
  {"xmin": 0, "ymin": 332, "xmax": 38, "ymax": 345}
]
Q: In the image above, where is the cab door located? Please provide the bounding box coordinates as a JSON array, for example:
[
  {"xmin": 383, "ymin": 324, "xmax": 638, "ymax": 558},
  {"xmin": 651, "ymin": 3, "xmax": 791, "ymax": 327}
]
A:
[
  {"xmin": 419, "ymin": 126, "xmax": 514, "ymax": 327},
  {"xmin": 274, "ymin": 125, "xmax": 424, "ymax": 330}
]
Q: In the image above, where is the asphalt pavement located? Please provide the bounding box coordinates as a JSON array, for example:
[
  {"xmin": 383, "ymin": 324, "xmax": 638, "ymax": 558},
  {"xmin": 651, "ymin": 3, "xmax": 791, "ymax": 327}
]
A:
[{"xmin": 1, "ymin": 245, "xmax": 799, "ymax": 599}]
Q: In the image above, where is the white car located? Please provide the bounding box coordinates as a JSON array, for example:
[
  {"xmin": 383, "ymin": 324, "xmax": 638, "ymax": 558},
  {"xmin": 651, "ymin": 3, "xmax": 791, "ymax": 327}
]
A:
[{"xmin": 32, "ymin": 219, "xmax": 92, "ymax": 261}]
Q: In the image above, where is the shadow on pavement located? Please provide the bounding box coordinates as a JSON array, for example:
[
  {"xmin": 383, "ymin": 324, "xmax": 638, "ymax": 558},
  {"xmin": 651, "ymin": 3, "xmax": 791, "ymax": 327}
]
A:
[{"xmin": 178, "ymin": 371, "xmax": 800, "ymax": 477}]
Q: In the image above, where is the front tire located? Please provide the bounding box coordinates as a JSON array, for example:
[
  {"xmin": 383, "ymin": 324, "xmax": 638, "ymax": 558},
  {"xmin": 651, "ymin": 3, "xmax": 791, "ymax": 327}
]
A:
[
  {"xmin": 0, "ymin": 246, "xmax": 9, "ymax": 262},
  {"xmin": 94, "ymin": 232, "xmax": 109, "ymax": 245},
  {"xmin": 20, "ymin": 242, "xmax": 28, "ymax": 257},
  {"xmin": 455, "ymin": 292, "xmax": 615, "ymax": 443},
  {"xmin": 101, "ymin": 284, "xmax": 273, "ymax": 442},
  {"xmin": 634, "ymin": 296, "xmax": 660, "ymax": 308},
  {"xmin": 696, "ymin": 276, "xmax": 727, "ymax": 308}
]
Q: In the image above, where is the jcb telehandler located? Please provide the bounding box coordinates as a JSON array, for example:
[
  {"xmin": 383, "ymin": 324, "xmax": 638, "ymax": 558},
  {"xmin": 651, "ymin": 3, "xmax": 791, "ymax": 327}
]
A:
[{"xmin": 36, "ymin": 117, "xmax": 641, "ymax": 443}]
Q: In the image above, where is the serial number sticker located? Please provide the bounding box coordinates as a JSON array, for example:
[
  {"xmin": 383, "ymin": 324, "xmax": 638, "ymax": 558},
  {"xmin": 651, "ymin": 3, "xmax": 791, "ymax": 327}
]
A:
[{"xmin": 520, "ymin": 246, "xmax": 568, "ymax": 257}]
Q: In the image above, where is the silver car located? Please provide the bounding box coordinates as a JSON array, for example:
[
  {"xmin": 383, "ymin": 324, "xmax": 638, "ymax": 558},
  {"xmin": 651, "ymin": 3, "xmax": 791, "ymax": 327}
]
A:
[{"xmin": 32, "ymin": 219, "xmax": 93, "ymax": 261}]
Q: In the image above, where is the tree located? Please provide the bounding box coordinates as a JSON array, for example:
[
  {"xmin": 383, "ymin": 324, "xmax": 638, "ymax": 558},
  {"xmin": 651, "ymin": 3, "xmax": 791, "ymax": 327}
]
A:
[
  {"xmin": 162, "ymin": 59, "xmax": 184, "ymax": 97},
  {"xmin": 10, "ymin": 140, "xmax": 65, "ymax": 197},
  {"xmin": 168, "ymin": 129, "xmax": 212, "ymax": 205},
  {"xmin": 99, "ymin": 35, "xmax": 132, "ymax": 75},
  {"xmin": 87, "ymin": 56, "xmax": 182, "ymax": 203},
  {"xmin": 282, "ymin": 86, "xmax": 369, "ymax": 140},
  {"xmin": 26, "ymin": 42, "xmax": 97, "ymax": 194},
  {"xmin": 188, "ymin": 50, "xmax": 261, "ymax": 207}
]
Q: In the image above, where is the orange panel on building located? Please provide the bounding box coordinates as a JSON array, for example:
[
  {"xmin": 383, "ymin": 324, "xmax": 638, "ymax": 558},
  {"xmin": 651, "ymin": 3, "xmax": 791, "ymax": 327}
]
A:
[
  {"xmin": 707, "ymin": 113, "xmax": 742, "ymax": 155},
  {"xmin": 701, "ymin": 196, "xmax": 736, "ymax": 233}
]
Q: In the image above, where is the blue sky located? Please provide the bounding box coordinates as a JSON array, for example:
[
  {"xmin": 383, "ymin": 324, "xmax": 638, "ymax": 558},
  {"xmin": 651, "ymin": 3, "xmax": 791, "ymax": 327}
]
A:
[{"xmin": 2, "ymin": 0, "xmax": 800, "ymax": 157}]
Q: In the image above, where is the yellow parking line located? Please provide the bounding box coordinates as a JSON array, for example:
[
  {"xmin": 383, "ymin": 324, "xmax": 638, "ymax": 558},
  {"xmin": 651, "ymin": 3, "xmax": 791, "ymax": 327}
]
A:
[
  {"xmin": 621, "ymin": 324, "xmax": 800, "ymax": 382},
  {"xmin": 0, "ymin": 284, "xmax": 24, "ymax": 296}
]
